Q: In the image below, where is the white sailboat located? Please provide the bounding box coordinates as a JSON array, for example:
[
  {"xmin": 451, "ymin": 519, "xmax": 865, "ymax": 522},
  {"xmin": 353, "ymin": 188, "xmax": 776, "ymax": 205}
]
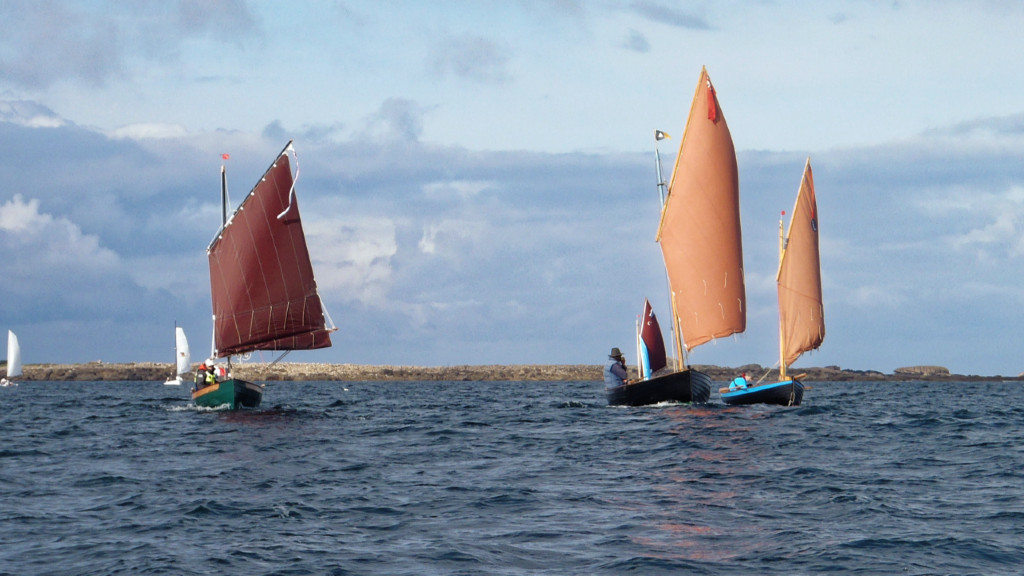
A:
[
  {"xmin": 163, "ymin": 326, "xmax": 191, "ymax": 386},
  {"xmin": 1, "ymin": 330, "xmax": 21, "ymax": 387}
]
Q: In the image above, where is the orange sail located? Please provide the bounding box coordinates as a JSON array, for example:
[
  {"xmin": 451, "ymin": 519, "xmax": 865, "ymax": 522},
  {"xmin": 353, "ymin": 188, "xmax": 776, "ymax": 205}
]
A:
[
  {"xmin": 656, "ymin": 67, "xmax": 745, "ymax": 359},
  {"xmin": 777, "ymin": 159, "xmax": 824, "ymax": 370}
]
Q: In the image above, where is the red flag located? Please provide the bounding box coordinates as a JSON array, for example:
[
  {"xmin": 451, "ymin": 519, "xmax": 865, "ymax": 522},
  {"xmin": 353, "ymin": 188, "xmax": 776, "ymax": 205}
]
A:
[
  {"xmin": 221, "ymin": 153, "xmax": 230, "ymax": 160},
  {"xmin": 706, "ymin": 79, "xmax": 717, "ymax": 122}
]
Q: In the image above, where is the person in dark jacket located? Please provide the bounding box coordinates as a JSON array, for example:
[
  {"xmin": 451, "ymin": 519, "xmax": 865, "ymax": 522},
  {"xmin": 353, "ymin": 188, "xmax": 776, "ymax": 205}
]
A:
[{"xmin": 604, "ymin": 347, "xmax": 628, "ymax": 388}]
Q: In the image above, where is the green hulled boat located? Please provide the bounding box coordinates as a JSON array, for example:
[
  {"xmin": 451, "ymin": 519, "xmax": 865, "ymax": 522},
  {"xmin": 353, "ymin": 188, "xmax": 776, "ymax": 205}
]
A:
[
  {"xmin": 191, "ymin": 141, "xmax": 336, "ymax": 410},
  {"xmin": 192, "ymin": 377, "xmax": 264, "ymax": 410}
]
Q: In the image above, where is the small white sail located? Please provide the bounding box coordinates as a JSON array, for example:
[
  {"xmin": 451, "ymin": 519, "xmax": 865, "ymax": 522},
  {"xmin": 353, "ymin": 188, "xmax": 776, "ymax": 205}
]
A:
[
  {"xmin": 164, "ymin": 326, "xmax": 191, "ymax": 386},
  {"xmin": 7, "ymin": 330, "xmax": 21, "ymax": 378},
  {"xmin": 2, "ymin": 330, "xmax": 21, "ymax": 386},
  {"xmin": 175, "ymin": 327, "xmax": 191, "ymax": 377}
]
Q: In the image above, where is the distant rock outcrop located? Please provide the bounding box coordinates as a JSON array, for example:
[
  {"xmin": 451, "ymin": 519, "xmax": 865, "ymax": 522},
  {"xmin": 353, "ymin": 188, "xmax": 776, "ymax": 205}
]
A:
[
  {"xmin": 893, "ymin": 366, "xmax": 951, "ymax": 378},
  {"xmin": 8, "ymin": 361, "xmax": 1015, "ymax": 382}
]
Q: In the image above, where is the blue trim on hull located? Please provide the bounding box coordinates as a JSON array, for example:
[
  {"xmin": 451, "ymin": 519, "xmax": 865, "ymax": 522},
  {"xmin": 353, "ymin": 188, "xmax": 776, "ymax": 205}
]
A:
[{"xmin": 721, "ymin": 379, "xmax": 804, "ymax": 406}]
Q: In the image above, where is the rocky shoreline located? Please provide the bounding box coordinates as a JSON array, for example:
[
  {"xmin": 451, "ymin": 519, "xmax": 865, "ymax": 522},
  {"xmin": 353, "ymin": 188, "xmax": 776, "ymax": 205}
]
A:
[{"xmin": 7, "ymin": 362, "xmax": 1020, "ymax": 382}]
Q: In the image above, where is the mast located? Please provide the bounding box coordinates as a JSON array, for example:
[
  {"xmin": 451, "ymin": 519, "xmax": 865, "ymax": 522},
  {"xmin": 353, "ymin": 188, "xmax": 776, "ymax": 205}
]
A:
[
  {"xmin": 654, "ymin": 130, "xmax": 669, "ymax": 207},
  {"xmin": 778, "ymin": 213, "xmax": 787, "ymax": 382},
  {"xmin": 220, "ymin": 165, "xmax": 228, "ymax": 228},
  {"xmin": 635, "ymin": 314, "xmax": 644, "ymax": 380},
  {"xmin": 653, "ymin": 129, "xmax": 685, "ymax": 370}
]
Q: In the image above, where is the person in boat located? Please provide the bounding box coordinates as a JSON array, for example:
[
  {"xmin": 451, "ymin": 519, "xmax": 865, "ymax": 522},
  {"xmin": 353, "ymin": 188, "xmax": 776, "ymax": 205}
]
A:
[
  {"xmin": 604, "ymin": 347, "xmax": 628, "ymax": 388},
  {"xmin": 729, "ymin": 372, "xmax": 749, "ymax": 391},
  {"xmin": 195, "ymin": 362, "xmax": 208, "ymax": 389},
  {"xmin": 204, "ymin": 361, "xmax": 217, "ymax": 387}
]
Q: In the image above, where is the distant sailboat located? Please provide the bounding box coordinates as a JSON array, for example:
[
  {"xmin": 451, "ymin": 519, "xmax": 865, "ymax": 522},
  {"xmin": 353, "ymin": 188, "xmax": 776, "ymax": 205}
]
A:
[
  {"xmin": 191, "ymin": 141, "xmax": 336, "ymax": 410},
  {"xmin": 1, "ymin": 330, "xmax": 21, "ymax": 387},
  {"xmin": 723, "ymin": 158, "xmax": 822, "ymax": 406},
  {"xmin": 607, "ymin": 67, "xmax": 743, "ymax": 406},
  {"xmin": 163, "ymin": 325, "xmax": 191, "ymax": 386}
]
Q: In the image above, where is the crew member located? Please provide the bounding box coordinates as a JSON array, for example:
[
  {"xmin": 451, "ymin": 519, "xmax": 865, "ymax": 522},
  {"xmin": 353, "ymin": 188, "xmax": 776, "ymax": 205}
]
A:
[{"xmin": 604, "ymin": 347, "xmax": 628, "ymax": 388}]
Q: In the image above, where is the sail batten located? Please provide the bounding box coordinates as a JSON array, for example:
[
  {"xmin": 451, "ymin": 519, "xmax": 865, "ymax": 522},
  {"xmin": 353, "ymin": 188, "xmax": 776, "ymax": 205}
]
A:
[
  {"xmin": 657, "ymin": 67, "xmax": 745, "ymax": 355},
  {"xmin": 209, "ymin": 141, "xmax": 334, "ymax": 358},
  {"xmin": 778, "ymin": 159, "xmax": 824, "ymax": 368}
]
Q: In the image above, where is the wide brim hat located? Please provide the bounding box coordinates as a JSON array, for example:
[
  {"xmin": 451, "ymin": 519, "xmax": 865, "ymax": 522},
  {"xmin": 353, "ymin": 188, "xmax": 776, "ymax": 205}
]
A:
[{"xmin": 609, "ymin": 347, "xmax": 623, "ymax": 359}]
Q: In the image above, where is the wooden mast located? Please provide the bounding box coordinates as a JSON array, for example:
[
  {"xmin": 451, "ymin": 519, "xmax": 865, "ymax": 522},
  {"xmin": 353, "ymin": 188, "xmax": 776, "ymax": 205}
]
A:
[{"xmin": 778, "ymin": 213, "xmax": 787, "ymax": 382}]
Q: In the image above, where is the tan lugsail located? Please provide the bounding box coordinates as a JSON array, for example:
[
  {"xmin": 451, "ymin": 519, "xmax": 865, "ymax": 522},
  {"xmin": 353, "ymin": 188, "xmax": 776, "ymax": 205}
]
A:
[
  {"xmin": 777, "ymin": 158, "xmax": 824, "ymax": 374},
  {"xmin": 656, "ymin": 67, "xmax": 745, "ymax": 361}
]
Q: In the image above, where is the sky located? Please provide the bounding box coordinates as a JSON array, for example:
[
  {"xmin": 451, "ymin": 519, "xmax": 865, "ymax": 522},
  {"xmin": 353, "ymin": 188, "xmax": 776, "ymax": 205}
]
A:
[{"xmin": 2, "ymin": 0, "xmax": 1024, "ymax": 376}]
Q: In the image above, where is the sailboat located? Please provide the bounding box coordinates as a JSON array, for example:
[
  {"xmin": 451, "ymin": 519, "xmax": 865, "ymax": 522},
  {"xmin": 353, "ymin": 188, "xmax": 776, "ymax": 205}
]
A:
[
  {"xmin": 722, "ymin": 158, "xmax": 822, "ymax": 406},
  {"xmin": 607, "ymin": 67, "xmax": 743, "ymax": 406},
  {"xmin": 163, "ymin": 325, "xmax": 191, "ymax": 386},
  {"xmin": 1, "ymin": 330, "xmax": 21, "ymax": 387},
  {"xmin": 191, "ymin": 141, "xmax": 336, "ymax": 410}
]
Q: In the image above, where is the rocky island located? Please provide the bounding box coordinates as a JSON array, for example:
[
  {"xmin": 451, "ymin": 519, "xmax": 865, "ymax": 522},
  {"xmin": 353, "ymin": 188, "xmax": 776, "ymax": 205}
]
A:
[{"xmin": 5, "ymin": 362, "xmax": 1019, "ymax": 382}]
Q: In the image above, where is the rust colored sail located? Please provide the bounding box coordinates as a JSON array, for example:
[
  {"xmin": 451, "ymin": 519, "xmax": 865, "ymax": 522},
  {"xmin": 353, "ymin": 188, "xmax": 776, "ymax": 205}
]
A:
[
  {"xmin": 208, "ymin": 142, "xmax": 333, "ymax": 358},
  {"xmin": 778, "ymin": 159, "xmax": 824, "ymax": 367},
  {"xmin": 656, "ymin": 67, "xmax": 745, "ymax": 353}
]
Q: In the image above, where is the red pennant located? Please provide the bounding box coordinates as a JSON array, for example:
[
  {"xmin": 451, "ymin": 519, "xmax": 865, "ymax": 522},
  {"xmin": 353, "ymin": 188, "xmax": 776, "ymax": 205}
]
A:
[
  {"xmin": 706, "ymin": 80, "xmax": 717, "ymax": 122},
  {"xmin": 221, "ymin": 153, "xmax": 230, "ymax": 160}
]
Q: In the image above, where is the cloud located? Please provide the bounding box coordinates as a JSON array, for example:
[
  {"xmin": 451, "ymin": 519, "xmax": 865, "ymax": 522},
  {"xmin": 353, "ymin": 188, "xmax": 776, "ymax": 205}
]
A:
[
  {"xmin": 0, "ymin": 100, "xmax": 67, "ymax": 128},
  {"xmin": 111, "ymin": 123, "xmax": 190, "ymax": 140},
  {"xmin": 356, "ymin": 98, "xmax": 428, "ymax": 143},
  {"xmin": 430, "ymin": 35, "xmax": 511, "ymax": 84},
  {"xmin": 621, "ymin": 29, "xmax": 651, "ymax": 53},
  {"xmin": 305, "ymin": 218, "xmax": 398, "ymax": 308},
  {"xmin": 3, "ymin": 92, "xmax": 1024, "ymax": 373},
  {"xmin": 0, "ymin": 1, "xmax": 259, "ymax": 89},
  {"xmin": 629, "ymin": 1, "xmax": 713, "ymax": 30},
  {"xmin": 0, "ymin": 194, "xmax": 131, "ymax": 321},
  {"xmin": 0, "ymin": 2, "xmax": 121, "ymax": 88}
]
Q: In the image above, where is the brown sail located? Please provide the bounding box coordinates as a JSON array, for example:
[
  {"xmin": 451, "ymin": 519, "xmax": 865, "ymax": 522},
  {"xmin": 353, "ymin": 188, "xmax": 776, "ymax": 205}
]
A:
[
  {"xmin": 208, "ymin": 141, "xmax": 334, "ymax": 358},
  {"xmin": 777, "ymin": 158, "xmax": 824, "ymax": 368},
  {"xmin": 656, "ymin": 66, "xmax": 745, "ymax": 357}
]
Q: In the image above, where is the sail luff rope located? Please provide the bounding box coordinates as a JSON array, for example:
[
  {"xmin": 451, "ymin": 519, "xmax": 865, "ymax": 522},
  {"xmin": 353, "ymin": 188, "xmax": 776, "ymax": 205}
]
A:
[{"xmin": 277, "ymin": 145, "xmax": 300, "ymax": 220}]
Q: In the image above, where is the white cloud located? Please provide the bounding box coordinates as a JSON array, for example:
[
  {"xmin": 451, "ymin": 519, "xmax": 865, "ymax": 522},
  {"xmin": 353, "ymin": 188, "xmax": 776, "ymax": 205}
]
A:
[
  {"xmin": 305, "ymin": 218, "xmax": 398, "ymax": 307},
  {"xmin": 0, "ymin": 100, "xmax": 67, "ymax": 128},
  {"xmin": 418, "ymin": 219, "xmax": 487, "ymax": 257},
  {"xmin": 422, "ymin": 180, "xmax": 493, "ymax": 200},
  {"xmin": 110, "ymin": 123, "xmax": 189, "ymax": 140},
  {"xmin": 0, "ymin": 194, "xmax": 118, "ymax": 269}
]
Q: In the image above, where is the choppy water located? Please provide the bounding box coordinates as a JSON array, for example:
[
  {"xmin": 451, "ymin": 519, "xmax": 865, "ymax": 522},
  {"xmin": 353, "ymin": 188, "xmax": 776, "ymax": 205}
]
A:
[{"xmin": 2, "ymin": 379, "xmax": 1023, "ymax": 575}]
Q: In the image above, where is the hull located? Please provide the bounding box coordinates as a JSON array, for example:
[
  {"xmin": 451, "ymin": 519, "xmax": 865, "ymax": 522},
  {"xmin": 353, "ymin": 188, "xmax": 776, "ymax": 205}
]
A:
[
  {"xmin": 191, "ymin": 378, "xmax": 263, "ymax": 410},
  {"xmin": 163, "ymin": 376, "xmax": 183, "ymax": 386},
  {"xmin": 721, "ymin": 379, "xmax": 803, "ymax": 406},
  {"xmin": 607, "ymin": 369, "xmax": 711, "ymax": 406}
]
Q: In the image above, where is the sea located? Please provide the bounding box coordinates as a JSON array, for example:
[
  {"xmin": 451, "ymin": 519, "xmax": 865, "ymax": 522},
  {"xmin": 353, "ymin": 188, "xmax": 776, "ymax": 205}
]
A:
[{"xmin": 2, "ymin": 379, "xmax": 1023, "ymax": 576}]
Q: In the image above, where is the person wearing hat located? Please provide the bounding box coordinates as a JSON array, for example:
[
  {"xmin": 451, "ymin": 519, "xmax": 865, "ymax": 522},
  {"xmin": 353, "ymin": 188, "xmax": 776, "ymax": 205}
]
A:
[
  {"xmin": 194, "ymin": 362, "xmax": 208, "ymax": 389},
  {"xmin": 204, "ymin": 361, "xmax": 217, "ymax": 388},
  {"xmin": 604, "ymin": 347, "xmax": 628, "ymax": 388}
]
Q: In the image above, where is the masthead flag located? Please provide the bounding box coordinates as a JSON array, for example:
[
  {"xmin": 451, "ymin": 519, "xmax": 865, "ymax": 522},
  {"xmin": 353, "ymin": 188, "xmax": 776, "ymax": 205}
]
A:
[{"xmin": 655, "ymin": 130, "xmax": 670, "ymax": 141}]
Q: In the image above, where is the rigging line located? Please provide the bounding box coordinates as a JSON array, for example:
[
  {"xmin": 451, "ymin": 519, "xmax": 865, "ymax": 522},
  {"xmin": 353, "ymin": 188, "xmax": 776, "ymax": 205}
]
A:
[{"xmin": 277, "ymin": 145, "xmax": 301, "ymax": 220}]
